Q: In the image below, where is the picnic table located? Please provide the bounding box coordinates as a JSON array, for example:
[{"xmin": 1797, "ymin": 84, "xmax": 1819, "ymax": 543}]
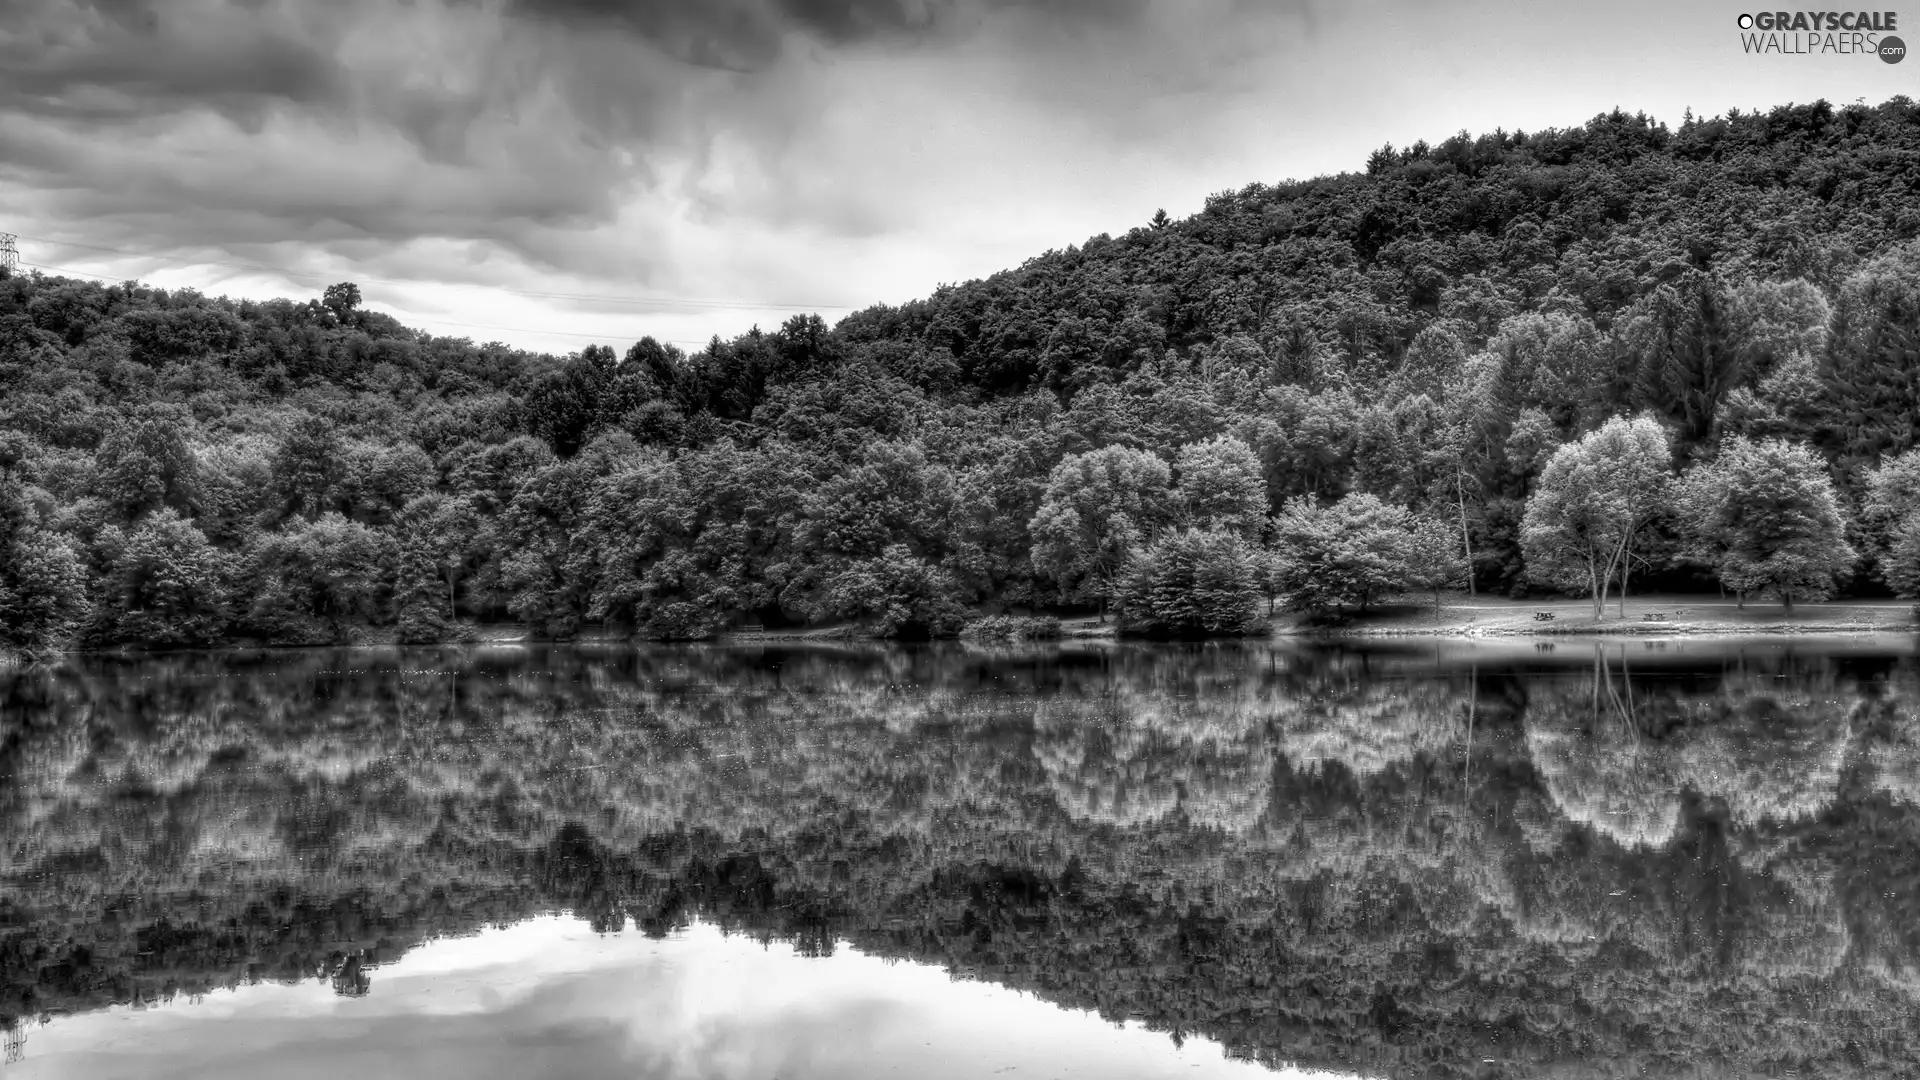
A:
[
  {"xmin": 1641, "ymin": 612, "xmax": 1668, "ymax": 622},
  {"xmin": 1533, "ymin": 611, "xmax": 1556, "ymax": 622}
]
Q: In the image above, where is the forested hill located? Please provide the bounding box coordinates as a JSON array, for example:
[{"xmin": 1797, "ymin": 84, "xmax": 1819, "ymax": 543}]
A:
[{"xmin": 6, "ymin": 98, "xmax": 1920, "ymax": 652}]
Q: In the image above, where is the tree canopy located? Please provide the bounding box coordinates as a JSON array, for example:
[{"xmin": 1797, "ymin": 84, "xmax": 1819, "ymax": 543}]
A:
[
  {"xmin": 1676, "ymin": 437, "xmax": 1857, "ymax": 609},
  {"xmin": 6, "ymin": 97, "xmax": 1920, "ymax": 648}
]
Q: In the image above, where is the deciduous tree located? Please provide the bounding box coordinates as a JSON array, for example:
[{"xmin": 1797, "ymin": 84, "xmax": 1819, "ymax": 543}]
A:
[
  {"xmin": 89, "ymin": 509, "xmax": 233, "ymax": 647},
  {"xmin": 1174, "ymin": 435, "xmax": 1267, "ymax": 538},
  {"xmin": 1675, "ymin": 437, "xmax": 1856, "ymax": 611},
  {"xmin": 1520, "ymin": 416, "xmax": 1671, "ymax": 617},
  {"xmin": 1271, "ymin": 493, "xmax": 1415, "ymax": 614},
  {"xmin": 1029, "ymin": 446, "xmax": 1176, "ymax": 619}
]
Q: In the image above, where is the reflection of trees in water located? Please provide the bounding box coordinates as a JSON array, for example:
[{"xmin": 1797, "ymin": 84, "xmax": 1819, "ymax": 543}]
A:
[
  {"xmin": 1524, "ymin": 656, "xmax": 1685, "ymax": 850},
  {"xmin": 1515, "ymin": 645, "xmax": 1893, "ymax": 991},
  {"xmin": 1032, "ymin": 687, "xmax": 1269, "ymax": 834},
  {"xmin": 1668, "ymin": 664, "xmax": 1852, "ymax": 831},
  {"xmin": 1267, "ymin": 655, "xmax": 1470, "ymax": 780},
  {"xmin": 1524, "ymin": 646, "xmax": 1859, "ymax": 848},
  {"xmin": 1867, "ymin": 667, "xmax": 1920, "ymax": 809},
  {"xmin": 1740, "ymin": 856, "xmax": 1850, "ymax": 981},
  {"xmin": 3, "ymin": 644, "xmax": 1920, "ymax": 1075}
]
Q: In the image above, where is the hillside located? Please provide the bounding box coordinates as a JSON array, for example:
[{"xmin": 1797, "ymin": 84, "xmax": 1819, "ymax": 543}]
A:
[{"xmin": 5, "ymin": 98, "xmax": 1920, "ymax": 649}]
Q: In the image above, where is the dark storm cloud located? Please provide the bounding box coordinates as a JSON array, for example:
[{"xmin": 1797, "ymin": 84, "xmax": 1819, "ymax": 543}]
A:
[
  {"xmin": 0, "ymin": 0, "xmax": 658, "ymax": 267},
  {"xmin": 0, "ymin": 0, "xmax": 1310, "ymax": 316},
  {"xmin": 503, "ymin": 0, "xmax": 1152, "ymax": 70},
  {"xmin": 0, "ymin": 1, "xmax": 347, "ymax": 123}
]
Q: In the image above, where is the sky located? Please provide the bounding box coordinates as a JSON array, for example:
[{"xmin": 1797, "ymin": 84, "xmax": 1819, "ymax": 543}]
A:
[
  {"xmin": 1, "ymin": 0, "xmax": 1915, "ymax": 355},
  {"xmin": 12, "ymin": 915, "xmax": 1349, "ymax": 1080}
]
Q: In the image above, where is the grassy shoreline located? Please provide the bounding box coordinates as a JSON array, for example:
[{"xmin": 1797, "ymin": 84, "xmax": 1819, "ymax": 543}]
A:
[
  {"xmin": 1278, "ymin": 594, "xmax": 1920, "ymax": 638},
  {"xmin": 7, "ymin": 595, "xmax": 1914, "ymax": 663}
]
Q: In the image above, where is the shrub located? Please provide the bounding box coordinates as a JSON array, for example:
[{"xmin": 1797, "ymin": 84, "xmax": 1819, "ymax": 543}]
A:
[
  {"xmin": 1115, "ymin": 528, "xmax": 1265, "ymax": 638},
  {"xmin": 639, "ymin": 601, "xmax": 724, "ymax": 641},
  {"xmin": 960, "ymin": 615, "xmax": 1064, "ymax": 642},
  {"xmin": 1271, "ymin": 493, "xmax": 1416, "ymax": 614},
  {"xmin": 815, "ymin": 545, "xmax": 968, "ymax": 639}
]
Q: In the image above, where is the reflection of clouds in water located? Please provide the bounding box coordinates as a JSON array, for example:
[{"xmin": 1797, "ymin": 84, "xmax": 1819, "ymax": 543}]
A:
[
  {"xmin": 21, "ymin": 918, "xmax": 1286, "ymax": 1080},
  {"xmin": 9, "ymin": 644, "xmax": 1920, "ymax": 1076},
  {"xmin": 20, "ymin": 926, "xmax": 911, "ymax": 1080}
]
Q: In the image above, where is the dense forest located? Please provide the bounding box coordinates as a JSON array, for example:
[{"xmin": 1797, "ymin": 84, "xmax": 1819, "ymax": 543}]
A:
[
  {"xmin": 2, "ymin": 644, "xmax": 1919, "ymax": 1077},
  {"xmin": 7, "ymin": 98, "xmax": 1920, "ymax": 651}
]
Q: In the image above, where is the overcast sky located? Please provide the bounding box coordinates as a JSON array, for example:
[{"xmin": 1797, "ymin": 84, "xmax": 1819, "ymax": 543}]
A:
[{"xmin": 2, "ymin": 0, "xmax": 1913, "ymax": 355}]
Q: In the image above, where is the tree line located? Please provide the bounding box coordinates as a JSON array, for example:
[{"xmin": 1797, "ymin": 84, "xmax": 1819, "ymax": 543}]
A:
[{"xmin": 6, "ymin": 98, "xmax": 1920, "ymax": 652}]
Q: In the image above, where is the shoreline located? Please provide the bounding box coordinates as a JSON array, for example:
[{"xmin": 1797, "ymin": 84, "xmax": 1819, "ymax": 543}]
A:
[
  {"xmin": 6, "ymin": 597, "xmax": 1914, "ymax": 663},
  {"xmin": 1311, "ymin": 620, "xmax": 1920, "ymax": 639}
]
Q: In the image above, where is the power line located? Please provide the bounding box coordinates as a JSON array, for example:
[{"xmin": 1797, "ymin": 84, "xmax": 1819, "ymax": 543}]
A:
[
  {"xmin": 10, "ymin": 233, "xmax": 861, "ymax": 312},
  {"xmin": 17, "ymin": 260, "xmax": 135, "ymax": 283},
  {"xmin": 401, "ymin": 315, "xmax": 712, "ymax": 348},
  {"xmin": 15, "ymin": 260, "xmax": 713, "ymax": 348}
]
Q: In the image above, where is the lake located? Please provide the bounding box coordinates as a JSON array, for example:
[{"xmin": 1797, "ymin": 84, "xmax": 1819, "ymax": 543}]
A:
[{"xmin": 2, "ymin": 639, "xmax": 1919, "ymax": 1079}]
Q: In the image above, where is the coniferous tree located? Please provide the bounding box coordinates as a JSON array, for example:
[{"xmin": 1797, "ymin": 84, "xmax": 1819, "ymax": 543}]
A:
[{"xmin": 1115, "ymin": 527, "xmax": 1264, "ymax": 637}]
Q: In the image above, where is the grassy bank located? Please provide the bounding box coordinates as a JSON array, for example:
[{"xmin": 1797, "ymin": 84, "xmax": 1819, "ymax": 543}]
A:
[
  {"xmin": 14, "ymin": 596, "xmax": 1910, "ymax": 662},
  {"xmin": 1296, "ymin": 594, "xmax": 1920, "ymax": 637}
]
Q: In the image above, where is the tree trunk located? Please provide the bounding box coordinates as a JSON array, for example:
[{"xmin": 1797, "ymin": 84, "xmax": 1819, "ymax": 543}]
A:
[
  {"xmin": 1617, "ymin": 537, "xmax": 1631, "ymax": 619},
  {"xmin": 1456, "ymin": 469, "xmax": 1476, "ymax": 598},
  {"xmin": 1464, "ymin": 665, "xmax": 1478, "ymax": 794},
  {"xmin": 1622, "ymin": 650, "xmax": 1637, "ymax": 736},
  {"xmin": 1591, "ymin": 648, "xmax": 1601, "ymax": 723},
  {"xmin": 1783, "ymin": 591, "xmax": 1794, "ymax": 615},
  {"xmin": 1599, "ymin": 537, "xmax": 1627, "ymax": 621},
  {"xmin": 1737, "ymin": 591, "xmax": 1745, "ymax": 610},
  {"xmin": 1433, "ymin": 587, "xmax": 1442, "ymax": 622}
]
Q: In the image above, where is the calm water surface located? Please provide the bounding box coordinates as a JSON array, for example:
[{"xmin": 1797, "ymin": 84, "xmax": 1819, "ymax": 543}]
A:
[{"xmin": 3, "ymin": 639, "xmax": 1919, "ymax": 1079}]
